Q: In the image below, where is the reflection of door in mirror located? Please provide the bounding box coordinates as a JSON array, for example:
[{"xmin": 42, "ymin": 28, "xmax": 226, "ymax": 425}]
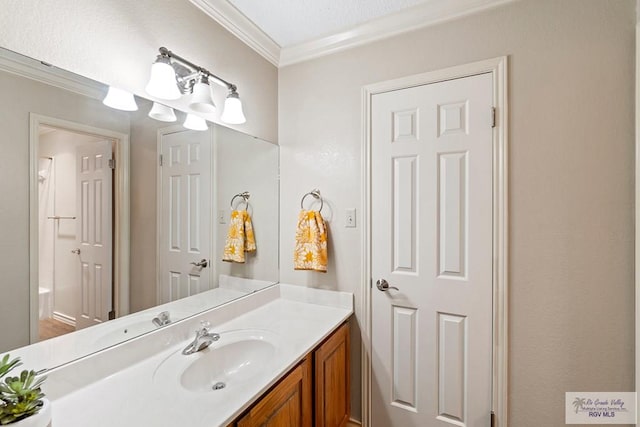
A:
[
  {"xmin": 159, "ymin": 129, "xmax": 212, "ymax": 303},
  {"xmin": 75, "ymin": 140, "xmax": 113, "ymax": 330},
  {"xmin": 38, "ymin": 126, "xmax": 117, "ymax": 341}
]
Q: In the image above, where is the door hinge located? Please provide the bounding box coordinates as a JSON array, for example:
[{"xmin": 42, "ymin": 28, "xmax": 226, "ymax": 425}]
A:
[
  {"xmin": 108, "ymin": 158, "xmax": 115, "ymax": 169},
  {"xmin": 491, "ymin": 411, "xmax": 495, "ymax": 427},
  {"xmin": 159, "ymin": 154, "xmax": 163, "ymax": 166},
  {"xmin": 491, "ymin": 107, "xmax": 496, "ymax": 128},
  {"xmin": 108, "ymin": 310, "xmax": 116, "ymax": 320}
]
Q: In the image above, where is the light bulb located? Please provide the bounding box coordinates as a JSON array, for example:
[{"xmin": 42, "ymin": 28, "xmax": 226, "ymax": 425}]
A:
[
  {"xmin": 145, "ymin": 57, "xmax": 181, "ymax": 100},
  {"xmin": 103, "ymin": 87, "xmax": 138, "ymax": 111},
  {"xmin": 148, "ymin": 102, "xmax": 177, "ymax": 122},
  {"xmin": 183, "ymin": 114, "xmax": 208, "ymax": 131},
  {"xmin": 189, "ymin": 77, "xmax": 216, "ymax": 114},
  {"xmin": 220, "ymin": 91, "xmax": 246, "ymax": 124}
]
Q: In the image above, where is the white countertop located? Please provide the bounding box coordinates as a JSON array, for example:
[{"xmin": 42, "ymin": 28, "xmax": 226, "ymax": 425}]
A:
[{"xmin": 43, "ymin": 284, "xmax": 353, "ymax": 427}]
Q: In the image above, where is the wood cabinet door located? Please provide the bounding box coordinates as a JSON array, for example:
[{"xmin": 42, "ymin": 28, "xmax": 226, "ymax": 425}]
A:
[
  {"xmin": 315, "ymin": 322, "xmax": 350, "ymax": 427},
  {"xmin": 237, "ymin": 357, "xmax": 312, "ymax": 427}
]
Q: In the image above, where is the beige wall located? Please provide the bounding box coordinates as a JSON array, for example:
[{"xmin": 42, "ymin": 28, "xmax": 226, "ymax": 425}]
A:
[
  {"xmin": 0, "ymin": 0, "xmax": 278, "ymax": 142},
  {"xmin": 0, "ymin": 70, "xmax": 130, "ymax": 352},
  {"xmin": 128, "ymin": 103, "xmax": 165, "ymax": 313},
  {"xmin": 278, "ymin": 0, "xmax": 635, "ymax": 424}
]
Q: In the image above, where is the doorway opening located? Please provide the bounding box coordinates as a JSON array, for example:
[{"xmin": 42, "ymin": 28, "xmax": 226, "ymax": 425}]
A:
[
  {"xmin": 37, "ymin": 126, "xmax": 114, "ymax": 340},
  {"xmin": 29, "ymin": 114, "xmax": 130, "ymax": 344}
]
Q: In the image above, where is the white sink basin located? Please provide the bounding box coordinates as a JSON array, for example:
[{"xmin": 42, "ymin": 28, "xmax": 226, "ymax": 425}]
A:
[{"xmin": 154, "ymin": 329, "xmax": 280, "ymax": 393}]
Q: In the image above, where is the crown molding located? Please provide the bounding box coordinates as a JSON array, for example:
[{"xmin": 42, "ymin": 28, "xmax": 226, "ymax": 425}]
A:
[
  {"xmin": 189, "ymin": 0, "xmax": 281, "ymax": 67},
  {"xmin": 0, "ymin": 48, "xmax": 105, "ymax": 99},
  {"xmin": 191, "ymin": 0, "xmax": 518, "ymax": 67},
  {"xmin": 280, "ymin": 0, "xmax": 518, "ymax": 66}
]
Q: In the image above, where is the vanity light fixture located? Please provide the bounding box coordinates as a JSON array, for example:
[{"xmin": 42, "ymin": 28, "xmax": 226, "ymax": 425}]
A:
[
  {"xmin": 145, "ymin": 47, "xmax": 246, "ymax": 125},
  {"xmin": 103, "ymin": 86, "xmax": 138, "ymax": 111}
]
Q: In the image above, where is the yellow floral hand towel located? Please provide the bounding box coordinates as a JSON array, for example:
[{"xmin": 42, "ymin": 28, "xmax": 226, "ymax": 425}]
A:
[
  {"xmin": 294, "ymin": 210, "xmax": 328, "ymax": 272},
  {"xmin": 223, "ymin": 210, "xmax": 256, "ymax": 263}
]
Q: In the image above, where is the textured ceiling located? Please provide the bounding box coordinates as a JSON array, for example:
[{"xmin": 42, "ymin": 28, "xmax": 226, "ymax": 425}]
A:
[{"xmin": 226, "ymin": 0, "xmax": 430, "ymax": 47}]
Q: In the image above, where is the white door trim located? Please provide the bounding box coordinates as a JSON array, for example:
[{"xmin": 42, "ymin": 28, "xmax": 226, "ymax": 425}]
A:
[
  {"xmin": 634, "ymin": 9, "xmax": 639, "ymax": 418},
  {"xmin": 360, "ymin": 56, "xmax": 509, "ymax": 427},
  {"xmin": 29, "ymin": 113, "xmax": 130, "ymax": 342}
]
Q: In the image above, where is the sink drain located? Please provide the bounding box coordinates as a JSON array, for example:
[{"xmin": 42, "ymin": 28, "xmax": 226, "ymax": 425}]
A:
[{"xmin": 212, "ymin": 382, "xmax": 226, "ymax": 390}]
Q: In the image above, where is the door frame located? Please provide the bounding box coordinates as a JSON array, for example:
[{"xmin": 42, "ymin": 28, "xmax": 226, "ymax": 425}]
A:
[
  {"xmin": 360, "ymin": 56, "xmax": 509, "ymax": 426},
  {"xmin": 29, "ymin": 113, "xmax": 130, "ymax": 341},
  {"xmin": 155, "ymin": 125, "xmax": 216, "ymax": 305},
  {"xmin": 635, "ymin": 11, "xmax": 639, "ymax": 419}
]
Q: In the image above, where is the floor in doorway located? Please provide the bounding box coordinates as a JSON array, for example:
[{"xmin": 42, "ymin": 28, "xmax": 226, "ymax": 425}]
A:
[{"xmin": 39, "ymin": 318, "xmax": 75, "ymax": 341}]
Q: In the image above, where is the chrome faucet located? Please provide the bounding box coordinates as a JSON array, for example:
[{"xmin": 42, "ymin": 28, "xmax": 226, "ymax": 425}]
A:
[
  {"xmin": 182, "ymin": 321, "xmax": 220, "ymax": 355},
  {"xmin": 152, "ymin": 311, "xmax": 171, "ymax": 327}
]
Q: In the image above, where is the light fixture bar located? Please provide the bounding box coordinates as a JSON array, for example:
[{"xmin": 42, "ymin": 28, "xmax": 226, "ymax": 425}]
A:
[
  {"xmin": 145, "ymin": 46, "xmax": 246, "ymax": 125},
  {"xmin": 158, "ymin": 47, "xmax": 235, "ymax": 91}
]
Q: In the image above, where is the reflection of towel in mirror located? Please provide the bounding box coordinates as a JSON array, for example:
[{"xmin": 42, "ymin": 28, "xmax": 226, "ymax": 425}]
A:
[
  {"xmin": 294, "ymin": 210, "xmax": 327, "ymax": 272},
  {"xmin": 222, "ymin": 210, "xmax": 256, "ymax": 263}
]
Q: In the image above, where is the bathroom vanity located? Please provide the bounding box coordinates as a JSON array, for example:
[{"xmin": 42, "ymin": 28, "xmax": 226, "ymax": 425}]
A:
[{"xmin": 11, "ymin": 284, "xmax": 353, "ymax": 427}]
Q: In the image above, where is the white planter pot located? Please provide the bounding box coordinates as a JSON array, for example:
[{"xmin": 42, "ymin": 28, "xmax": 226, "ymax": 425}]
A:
[{"xmin": 8, "ymin": 398, "xmax": 51, "ymax": 427}]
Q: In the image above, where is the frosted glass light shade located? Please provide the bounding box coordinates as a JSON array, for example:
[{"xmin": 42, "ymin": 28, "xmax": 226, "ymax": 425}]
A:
[
  {"xmin": 189, "ymin": 81, "xmax": 216, "ymax": 114},
  {"xmin": 183, "ymin": 114, "xmax": 208, "ymax": 131},
  {"xmin": 145, "ymin": 61, "xmax": 181, "ymax": 100},
  {"xmin": 220, "ymin": 93, "xmax": 246, "ymax": 124},
  {"xmin": 148, "ymin": 102, "xmax": 177, "ymax": 122},
  {"xmin": 103, "ymin": 87, "xmax": 138, "ymax": 111}
]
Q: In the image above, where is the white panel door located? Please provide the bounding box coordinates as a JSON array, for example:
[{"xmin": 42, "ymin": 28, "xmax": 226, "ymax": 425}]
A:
[
  {"xmin": 371, "ymin": 73, "xmax": 493, "ymax": 427},
  {"xmin": 75, "ymin": 140, "xmax": 113, "ymax": 330},
  {"xmin": 159, "ymin": 129, "xmax": 212, "ymax": 303}
]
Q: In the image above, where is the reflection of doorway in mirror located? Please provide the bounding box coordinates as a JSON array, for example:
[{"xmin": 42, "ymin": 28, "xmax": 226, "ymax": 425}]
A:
[{"xmin": 37, "ymin": 125, "xmax": 115, "ymax": 341}]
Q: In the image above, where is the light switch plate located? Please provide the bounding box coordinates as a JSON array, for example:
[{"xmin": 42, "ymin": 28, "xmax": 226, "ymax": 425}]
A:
[
  {"xmin": 218, "ymin": 210, "xmax": 226, "ymax": 224},
  {"xmin": 345, "ymin": 208, "xmax": 356, "ymax": 228}
]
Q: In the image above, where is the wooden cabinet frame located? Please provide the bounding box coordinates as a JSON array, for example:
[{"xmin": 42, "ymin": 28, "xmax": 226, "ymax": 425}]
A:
[{"xmin": 315, "ymin": 322, "xmax": 350, "ymax": 427}]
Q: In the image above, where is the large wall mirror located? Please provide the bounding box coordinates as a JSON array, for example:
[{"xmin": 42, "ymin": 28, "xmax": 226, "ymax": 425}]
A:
[{"xmin": 0, "ymin": 46, "xmax": 279, "ymax": 368}]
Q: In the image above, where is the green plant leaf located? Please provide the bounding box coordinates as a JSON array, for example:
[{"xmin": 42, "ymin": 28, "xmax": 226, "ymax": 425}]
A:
[{"xmin": 0, "ymin": 356, "xmax": 21, "ymax": 380}]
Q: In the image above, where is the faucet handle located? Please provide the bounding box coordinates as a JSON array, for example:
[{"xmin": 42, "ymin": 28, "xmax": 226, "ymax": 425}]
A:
[
  {"xmin": 199, "ymin": 320, "xmax": 211, "ymax": 331},
  {"xmin": 194, "ymin": 321, "xmax": 210, "ymax": 337}
]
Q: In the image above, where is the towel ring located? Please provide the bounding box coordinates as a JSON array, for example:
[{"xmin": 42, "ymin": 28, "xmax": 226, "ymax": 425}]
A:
[
  {"xmin": 230, "ymin": 191, "xmax": 250, "ymax": 210},
  {"xmin": 300, "ymin": 189, "xmax": 323, "ymax": 212}
]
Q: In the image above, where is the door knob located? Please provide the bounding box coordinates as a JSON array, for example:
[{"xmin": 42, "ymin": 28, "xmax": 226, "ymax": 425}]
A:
[
  {"xmin": 190, "ymin": 259, "xmax": 208, "ymax": 268},
  {"xmin": 71, "ymin": 248, "xmax": 81, "ymax": 255},
  {"xmin": 376, "ymin": 279, "xmax": 399, "ymax": 292}
]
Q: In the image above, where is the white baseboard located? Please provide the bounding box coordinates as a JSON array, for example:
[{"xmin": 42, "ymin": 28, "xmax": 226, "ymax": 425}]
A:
[
  {"xmin": 347, "ymin": 419, "xmax": 362, "ymax": 427},
  {"xmin": 53, "ymin": 311, "xmax": 76, "ymax": 327}
]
